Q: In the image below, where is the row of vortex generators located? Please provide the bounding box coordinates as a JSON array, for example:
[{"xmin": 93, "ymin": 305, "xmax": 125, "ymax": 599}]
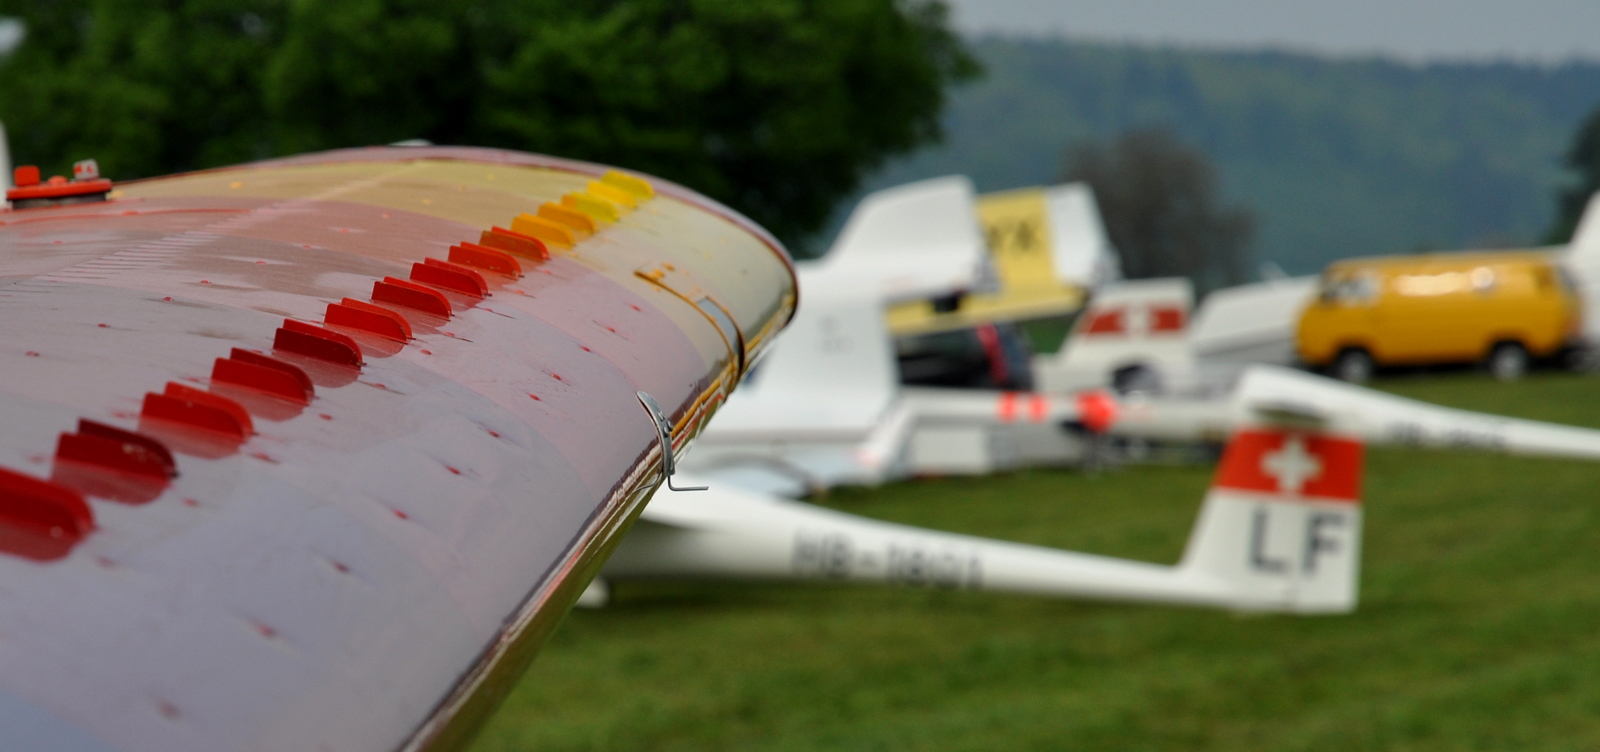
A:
[{"xmin": 0, "ymin": 169, "xmax": 658, "ymax": 561}]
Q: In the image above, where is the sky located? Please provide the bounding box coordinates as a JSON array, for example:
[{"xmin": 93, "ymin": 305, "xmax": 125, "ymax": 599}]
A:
[{"xmin": 946, "ymin": 0, "xmax": 1600, "ymax": 64}]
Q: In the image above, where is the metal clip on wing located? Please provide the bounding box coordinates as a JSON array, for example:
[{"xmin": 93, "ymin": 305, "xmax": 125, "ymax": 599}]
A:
[{"xmin": 636, "ymin": 391, "xmax": 707, "ymax": 492}]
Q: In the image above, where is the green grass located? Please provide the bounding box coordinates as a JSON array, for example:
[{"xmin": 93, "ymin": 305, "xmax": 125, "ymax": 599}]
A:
[{"xmin": 471, "ymin": 372, "xmax": 1600, "ymax": 751}]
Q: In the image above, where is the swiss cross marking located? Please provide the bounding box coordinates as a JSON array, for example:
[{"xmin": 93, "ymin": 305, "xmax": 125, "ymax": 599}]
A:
[
  {"xmin": 1262, "ymin": 435, "xmax": 1321, "ymax": 494},
  {"xmin": 1127, "ymin": 305, "xmax": 1154, "ymax": 335}
]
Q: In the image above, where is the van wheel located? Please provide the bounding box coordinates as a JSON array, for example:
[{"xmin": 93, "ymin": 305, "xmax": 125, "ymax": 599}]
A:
[
  {"xmin": 1488, "ymin": 342, "xmax": 1529, "ymax": 382},
  {"xmin": 1332, "ymin": 348, "xmax": 1373, "ymax": 383}
]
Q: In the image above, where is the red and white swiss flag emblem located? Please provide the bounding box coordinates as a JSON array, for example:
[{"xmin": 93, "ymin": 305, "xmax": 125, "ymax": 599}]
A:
[{"xmin": 1213, "ymin": 429, "xmax": 1363, "ymax": 502}]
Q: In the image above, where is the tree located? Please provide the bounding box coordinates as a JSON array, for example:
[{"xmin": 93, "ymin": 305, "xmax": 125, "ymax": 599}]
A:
[
  {"xmin": 1061, "ymin": 128, "xmax": 1254, "ymax": 294},
  {"xmin": 1547, "ymin": 103, "xmax": 1600, "ymax": 244},
  {"xmin": 0, "ymin": 0, "xmax": 977, "ymax": 243}
]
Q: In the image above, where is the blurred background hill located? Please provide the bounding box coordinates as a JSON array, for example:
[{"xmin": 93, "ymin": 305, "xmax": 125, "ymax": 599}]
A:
[
  {"xmin": 830, "ymin": 38, "xmax": 1600, "ymax": 275},
  {"xmin": 7, "ymin": 3, "xmax": 1600, "ymax": 281}
]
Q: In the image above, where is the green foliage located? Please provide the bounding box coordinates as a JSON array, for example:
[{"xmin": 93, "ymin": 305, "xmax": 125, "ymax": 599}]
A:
[
  {"xmin": 472, "ymin": 371, "xmax": 1600, "ymax": 751},
  {"xmin": 848, "ymin": 39, "xmax": 1600, "ymax": 273},
  {"xmin": 1547, "ymin": 105, "xmax": 1600, "ymax": 243},
  {"xmin": 0, "ymin": 0, "xmax": 977, "ymax": 242},
  {"xmin": 0, "ymin": 1, "xmax": 285, "ymax": 177}
]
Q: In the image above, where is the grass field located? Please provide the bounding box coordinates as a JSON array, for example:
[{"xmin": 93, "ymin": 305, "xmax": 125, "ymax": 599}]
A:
[{"xmin": 471, "ymin": 372, "xmax": 1600, "ymax": 751}]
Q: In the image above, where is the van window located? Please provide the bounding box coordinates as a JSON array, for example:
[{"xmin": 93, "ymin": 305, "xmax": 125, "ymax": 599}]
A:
[
  {"xmin": 1319, "ymin": 271, "xmax": 1378, "ymax": 305},
  {"xmin": 1391, "ymin": 267, "xmax": 1495, "ymax": 297}
]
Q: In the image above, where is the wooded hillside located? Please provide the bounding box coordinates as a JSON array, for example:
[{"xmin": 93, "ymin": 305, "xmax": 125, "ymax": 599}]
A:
[{"xmin": 843, "ymin": 38, "xmax": 1600, "ymax": 275}]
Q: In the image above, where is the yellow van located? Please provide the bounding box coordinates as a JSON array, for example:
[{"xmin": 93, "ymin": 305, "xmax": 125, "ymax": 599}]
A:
[{"xmin": 1297, "ymin": 252, "xmax": 1581, "ymax": 382}]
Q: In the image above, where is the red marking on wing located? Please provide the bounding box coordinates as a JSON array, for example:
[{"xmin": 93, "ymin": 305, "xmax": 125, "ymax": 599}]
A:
[
  {"xmin": 1027, "ymin": 394, "xmax": 1049, "ymax": 423},
  {"xmin": 1075, "ymin": 390, "xmax": 1119, "ymax": 433},
  {"xmin": 1214, "ymin": 429, "xmax": 1363, "ymax": 502},
  {"xmin": 996, "ymin": 392, "xmax": 1018, "ymax": 423}
]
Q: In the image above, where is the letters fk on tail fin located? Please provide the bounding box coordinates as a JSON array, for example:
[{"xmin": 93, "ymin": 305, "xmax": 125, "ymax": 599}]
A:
[{"xmin": 1178, "ymin": 427, "xmax": 1366, "ymax": 613}]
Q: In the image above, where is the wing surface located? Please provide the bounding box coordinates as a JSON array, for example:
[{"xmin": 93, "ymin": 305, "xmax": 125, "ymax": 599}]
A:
[{"xmin": 0, "ymin": 147, "xmax": 794, "ymax": 751}]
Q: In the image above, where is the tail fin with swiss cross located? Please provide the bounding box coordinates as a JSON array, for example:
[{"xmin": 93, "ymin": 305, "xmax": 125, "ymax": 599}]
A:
[{"xmin": 1177, "ymin": 427, "xmax": 1366, "ymax": 613}]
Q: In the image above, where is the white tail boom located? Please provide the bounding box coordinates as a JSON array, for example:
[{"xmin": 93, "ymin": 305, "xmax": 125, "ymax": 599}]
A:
[{"xmin": 602, "ymin": 423, "xmax": 1365, "ymax": 613}]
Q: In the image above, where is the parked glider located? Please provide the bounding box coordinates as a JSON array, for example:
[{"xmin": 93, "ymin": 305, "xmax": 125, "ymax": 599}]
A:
[
  {"xmin": 885, "ymin": 181, "xmax": 1119, "ymax": 338},
  {"xmin": 683, "ymin": 176, "xmax": 1004, "ymax": 493},
  {"xmin": 686, "ymin": 178, "xmax": 1600, "ymax": 495},
  {"xmin": 597, "ymin": 414, "xmax": 1365, "ymax": 614},
  {"xmin": 0, "ymin": 148, "xmax": 796, "ymax": 751}
]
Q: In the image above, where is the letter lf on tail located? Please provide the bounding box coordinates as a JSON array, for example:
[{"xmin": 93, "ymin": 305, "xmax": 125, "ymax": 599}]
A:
[{"xmin": 1182, "ymin": 428, "xmax": 1366, "ymax": 613}]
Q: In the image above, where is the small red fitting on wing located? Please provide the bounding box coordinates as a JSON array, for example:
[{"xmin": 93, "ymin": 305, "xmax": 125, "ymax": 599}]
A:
[
  {"xmin": 372, "ymin": 277, "xmax": 452, "ymax": 318},
  {"xmin": 7, "ymin": 161, "xmax": 112, "ymax": 208},
  {"xmin": 227, "ymin": 349, "xmax": 314, "ymax": 400},
  {"xmin": 326, "ymin": 298, "xmax": 412, "ymax": 342},
  {"xmin": 449, "ymin": 242, "xmax": 522, "ymax": 278},
  {"xmin": 1074, "ymin": 390, "xmax": 1121, "ymax": 434},
  {"xmin": 55, "ymin": 421, "xmax": 176, "ymax": 480},
  {"xmin": 274, "ymin": 320, "xmax": 364, "ymax": 367},
  {"xmin": 13, "ymin": 166, "xmax": 40, "ymax": 188},
  {"xmin": 411, "ymin": 259, "xmax": 487, "ymax": 298},
  {"xmin": 478, "ymin": 227, "xmax": 549, "ymax": 262},
  {"xmin": 141, "ymin": 382, "xmax": 253, "ymax": 440},
  {"xmin": 0, "ymin": 465, "xmax": 94, "ymax": 561},
  {"xmin": 211, "ymin": 352, "xmax": 313, "ymax": 404}
]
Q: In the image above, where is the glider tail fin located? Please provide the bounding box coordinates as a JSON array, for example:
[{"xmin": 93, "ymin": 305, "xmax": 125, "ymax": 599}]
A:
[{"xmin": 1178, "ymin": 426, "xmax": 1366, "ymax": 613}]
